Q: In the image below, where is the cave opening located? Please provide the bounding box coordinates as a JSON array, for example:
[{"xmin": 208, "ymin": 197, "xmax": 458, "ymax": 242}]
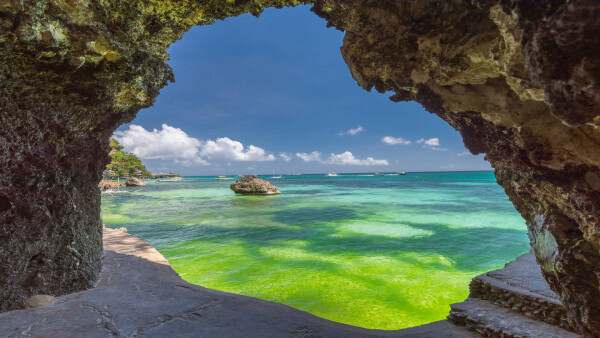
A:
[
  {"xmin": 2, "ymin": 0, "xmax": 598, "ymax": 335},
  {"xmin": 101, "ymin": 5, "xmax": 530, "ymax": 330}
]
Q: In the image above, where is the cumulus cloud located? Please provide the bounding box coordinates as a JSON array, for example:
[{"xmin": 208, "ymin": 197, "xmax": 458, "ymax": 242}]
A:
[
  {"xmin": 279, "ymin": 153, "xmax": 292, "ymax": 162},
  {"xmin": 417, "ymin": 137, "xmax": 440, "ymax": 147},
  {"xmin": 339, "ymin": 125, "xmax": 363, "ymax": 136},
  {"xmin": 114, "ymin": 124, "xmax": 205, "ymax": 163},
  {"xmin": 199, "ymin": 137, "xmax": 275, "ymax": 162},
  {"xmin": 296, "ymin": 150, "xmax": 388, "ymax": 166},
  {"xmin": 382, "ymin": 136, "xmax": 411, "ymax": 145},
  {"xmin": 417, "ymin": 137, "xmax": 447, "ymax": 151},
  {"xmin": 296, "ymin": 151, "xmax": 322, "ymax": 162},
  {"xmin": 327, "ymin": 151, "xmax": 389, "ymax": 166},
  {"xmin": 114, "ymin": 124, "xmax": 275, "ymax": 165}
]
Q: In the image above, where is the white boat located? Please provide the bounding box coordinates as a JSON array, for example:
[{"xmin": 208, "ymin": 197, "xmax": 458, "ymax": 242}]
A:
[
  {"xmin": 270, "ymin": 175, "xmax": 282, "ymax": 179},
  {"xmin": 326, "ymin": 172, "xmax": 339, "ymax": 177},
  {"xmin": 399, "ymin": 172, "xmax": 407, "ymax": 175},
  {"xmin": 374, "ymin": 173, "xmax": 385, "ymax": 176},
  {"xmin": 215, "ymin": 176, "xmax": 235, "ymax": 180},
  {"xmin": 101, "ymin": 178, "xmax": 131, "ymax": 195}
]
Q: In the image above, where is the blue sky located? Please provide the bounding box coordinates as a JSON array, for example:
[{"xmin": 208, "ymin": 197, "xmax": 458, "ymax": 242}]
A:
[{"xmin": 114, "ymin": 5, "xmax": 491, "ymax": 175}]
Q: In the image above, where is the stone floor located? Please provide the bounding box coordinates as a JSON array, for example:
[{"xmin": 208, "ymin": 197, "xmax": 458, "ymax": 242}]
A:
[
  {"xmin": 485, "ymin": 252, "xmax": 560, "ymax": 299},
  {"xmin": 448, "ymin": 251, "xmax": 580, "ymax": 337},
  {"xmin": 0, "ymin": 228, "xmax": 474, "ymax": 337}
]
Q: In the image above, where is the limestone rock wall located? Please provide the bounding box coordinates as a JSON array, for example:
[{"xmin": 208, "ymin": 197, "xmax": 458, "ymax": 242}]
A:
[
  {"xmin": 0, "ymin": 0, "xmax": 311, "ymax": 311},
  {"xmin": 1, "ymin": 0, "xmax": 599, "ymax": 336},
  {"xmin": 311, "ymin": 0, "xmax": 600, "ymax": 334}
]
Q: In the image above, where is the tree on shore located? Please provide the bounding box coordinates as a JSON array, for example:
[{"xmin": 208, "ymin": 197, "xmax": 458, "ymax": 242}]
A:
[{"xmin": 104, "ymin": 139, "xmax": 151, "ymax": 178}]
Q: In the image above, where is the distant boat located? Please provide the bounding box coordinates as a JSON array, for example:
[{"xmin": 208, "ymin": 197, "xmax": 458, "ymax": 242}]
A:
[
  {"xmin": 387, "ymin": 173, "xmax": 399, "ymax": 176},
  {"xmin": 374, "ymin": 173, "xmax": 385, "ymax": 176},
  {"xmin": 326, "ymin": 173, "xmax": 339, "ymax": 177},
  {"xmin": 215, "ymin": 176, "xmax": 235, "ymax": 180},
  {"xmin": 399, "ymin": 172, "xmax": 407, "ymax": 175},
  {"xmin": 270, "ymin": 175, "xmax": 282, "ymax": 179}
]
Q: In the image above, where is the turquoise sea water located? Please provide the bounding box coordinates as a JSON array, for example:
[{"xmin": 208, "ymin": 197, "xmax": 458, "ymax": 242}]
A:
[{"xmin": 101, "ymin": 171, "xmax": 529, "ymax": 329}]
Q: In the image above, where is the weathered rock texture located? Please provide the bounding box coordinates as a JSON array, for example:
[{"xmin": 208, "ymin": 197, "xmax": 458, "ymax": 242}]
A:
[
  {"xmin": 0, "ymin": 0, "xmax": 310, "ymax": 311},
  {"xmin": 1, "ymin": 0, "xmax": 599, "ymax": 335},
  {"xmin": 125, "ymin": 177, "xmax": 146, "ymax": 187},
  {"xmin": 230, "ymin": 175, "xmax": 281, "ymax": 195},
  {"xmin": 468, "ymin": 254, "xmax": 569, "ymax": 329},
  {"xmin": 310, "ymin": 0, "xmax": 600, "ymax": 335},
  {"xmin": 448, "ymin": 251, "xmax": 578, "ymax": 336}
]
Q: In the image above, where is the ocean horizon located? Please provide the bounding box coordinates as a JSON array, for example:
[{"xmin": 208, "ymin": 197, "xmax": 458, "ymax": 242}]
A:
[{"xmin": 166, "ymin": 169, "xmax": 495, "ymax": 178}]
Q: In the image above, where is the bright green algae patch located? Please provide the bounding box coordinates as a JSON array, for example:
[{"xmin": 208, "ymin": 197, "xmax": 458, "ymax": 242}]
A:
[{"xmin": 101, "ymin": 172, "xmax": 529, "ymax": 329}]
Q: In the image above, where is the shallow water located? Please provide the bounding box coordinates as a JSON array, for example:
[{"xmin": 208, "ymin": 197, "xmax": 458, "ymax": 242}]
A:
[{"xmin": 101, "ymin": 171, "xmax": 529, "ymax": 329}]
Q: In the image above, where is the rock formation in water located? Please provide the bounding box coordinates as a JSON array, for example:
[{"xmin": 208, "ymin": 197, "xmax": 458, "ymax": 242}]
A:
[
  {"xmin": 125, "ymin": 177, "xmax": 146, "ymax": 187},
  {"xmin": 230, "ymin": 175, "xmax": 281, "ymax": 195},
  {"xmin": 0, "ymin": 0, "xmax": 599, "ymax": 335}
]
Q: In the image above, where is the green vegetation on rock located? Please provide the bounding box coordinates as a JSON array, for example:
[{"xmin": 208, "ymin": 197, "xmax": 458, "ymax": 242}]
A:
[{"xmin": 104, "ymin": 139, "xmax": 151, "ymax": 178}]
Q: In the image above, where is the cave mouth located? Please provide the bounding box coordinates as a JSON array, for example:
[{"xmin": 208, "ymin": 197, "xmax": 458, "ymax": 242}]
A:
[
  {"xmin": 101, "ymin": 6, "xmax": 530, "ymax": 330},
  {"xmin": 2, "ymin": 0, "xmax": 598, "ymax": 335}
]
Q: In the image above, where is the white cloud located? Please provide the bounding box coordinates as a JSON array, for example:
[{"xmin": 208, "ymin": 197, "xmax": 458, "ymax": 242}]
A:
[
  {"xmin": 417, "ymin": 137, "xmax": 440, "ymax": 147},
  {"xmin": 114, "ymin": 124, "xmax": 206, "ymax": 163},
  {"xmin": 296, "ymin": 151, "xmax": 322, "ymax": 162},
  {"xmin": 296, "ymin": 150, "xmax": 388, "ymax": 166},
  {"xmin": 382, "ymin": 136, "xmax": 411, "ymax": 145},
  {"xmin": 200, "ymin": 137, "xmax": 275, "ymax": 162},
  {"xmin": 279, "ymin": 153, "xmax": 292, "ymax": 162},
  {"xmin": 457, "ymin": 151, "xmax": 471, "ymax": 157},
  {"xmin": 114, "ymin": 124, "xmax": 275, "ymax": 165},
  {"xmin": 327, "ymin": 151, "xmax": 389, "ymax": 166},
  {"xmin": 339, "ymin": 125, "xmax": 363, "ymax": 136},
  {"xmin": 417, "ymin": 137, "xmax": 447, "ymax": 151}
]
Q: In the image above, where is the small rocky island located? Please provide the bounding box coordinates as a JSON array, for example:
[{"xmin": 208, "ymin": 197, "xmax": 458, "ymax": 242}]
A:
[
  {"xmin": 230, "ymin": 175, "xmax": 280, "ymax": 195},
  {"xmin": 125, "ymin": 177, "xmax": 146, "ymax": 187}
]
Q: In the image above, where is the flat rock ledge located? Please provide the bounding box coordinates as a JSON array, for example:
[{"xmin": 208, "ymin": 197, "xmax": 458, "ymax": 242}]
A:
[
  {"xmin": 448, "ymin": 251, "xmax": 580, "ymax": 337},
  {"xmin": 0, "ymin": 228, "xmax": 472, "ymax": 338},
  {"xmin": 230, "ymin": 175, "xmax": 280, "ymax": 195}
]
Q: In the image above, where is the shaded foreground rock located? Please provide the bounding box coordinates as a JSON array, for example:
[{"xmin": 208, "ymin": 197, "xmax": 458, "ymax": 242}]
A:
[
  {"xmin": 230, "ymin": 175, "xmax": 281, "ymax": 195},
  {"xmin": 469, "ymin": 251, "xmax": 571, "ymax": 329},
  {"xmin": 0, "ymin": 228, "xmax": 474, "ymax": 337},
  {"xmin": 448, "ymin": 252, "xmax": 579, "ymax": 336},
  {"xmin": 125, "ymin": 177, "xmax": 146, "ymax": 187}
]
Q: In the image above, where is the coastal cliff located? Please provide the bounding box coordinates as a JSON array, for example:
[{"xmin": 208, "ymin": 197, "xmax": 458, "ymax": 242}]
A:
[
  {"xmin": 0, "ymin": 0, "xmax": 599, "ymax": 335},
  {"xmin": 310, "ymin": 1, "xmax": 600, "ymax": 334}
]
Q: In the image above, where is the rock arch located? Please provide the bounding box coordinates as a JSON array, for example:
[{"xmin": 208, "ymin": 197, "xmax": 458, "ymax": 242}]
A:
[{"xmin": 1, "ymin": 0, "xmax": 599, "ymax": 335}]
